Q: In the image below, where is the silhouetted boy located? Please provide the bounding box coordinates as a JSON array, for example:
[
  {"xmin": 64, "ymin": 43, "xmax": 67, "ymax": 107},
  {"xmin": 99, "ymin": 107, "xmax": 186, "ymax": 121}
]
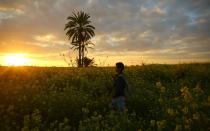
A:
[{"xmin": 111, "ymin": 62, "xmax": 129, "ymax": 111}]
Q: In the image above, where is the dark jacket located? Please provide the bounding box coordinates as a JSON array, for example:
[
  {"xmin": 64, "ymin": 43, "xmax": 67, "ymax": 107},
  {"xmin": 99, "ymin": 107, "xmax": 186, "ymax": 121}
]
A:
[{"xmin": 113, "ymin": 74, "xmax": 127, "ymax": 98}]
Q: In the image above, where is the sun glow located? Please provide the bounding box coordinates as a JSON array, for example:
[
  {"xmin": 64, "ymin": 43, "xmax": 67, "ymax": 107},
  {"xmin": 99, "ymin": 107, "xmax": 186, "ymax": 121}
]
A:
[{"xmin": 4, "ymin": 54, "xmax": 30, "ymax": 66}]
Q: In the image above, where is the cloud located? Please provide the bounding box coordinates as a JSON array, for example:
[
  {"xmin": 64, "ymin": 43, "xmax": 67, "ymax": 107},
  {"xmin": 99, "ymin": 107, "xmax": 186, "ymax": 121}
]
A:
[{"xmin": 0, "ymin": 7, "xmax": 24, "ymax": 22}]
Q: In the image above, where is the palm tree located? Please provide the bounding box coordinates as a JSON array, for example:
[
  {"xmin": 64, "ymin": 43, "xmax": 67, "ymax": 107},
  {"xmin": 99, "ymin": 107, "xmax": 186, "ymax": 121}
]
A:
[{"xmin": 64, "ymin": 11, "xmax": 95, "ymax": 67}]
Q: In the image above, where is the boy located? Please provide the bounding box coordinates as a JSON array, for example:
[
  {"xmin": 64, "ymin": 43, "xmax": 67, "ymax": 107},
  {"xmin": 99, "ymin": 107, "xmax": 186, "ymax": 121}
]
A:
[{"xmin": 111, "ymin": 62, "xmax": 129, "ymax": 111}]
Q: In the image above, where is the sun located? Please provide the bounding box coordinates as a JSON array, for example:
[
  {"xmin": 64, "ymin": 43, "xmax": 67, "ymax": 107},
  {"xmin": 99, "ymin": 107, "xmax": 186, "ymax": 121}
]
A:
[{"xmin": 4, "ymin": 54, "xmax": 30, "ymax": 66}]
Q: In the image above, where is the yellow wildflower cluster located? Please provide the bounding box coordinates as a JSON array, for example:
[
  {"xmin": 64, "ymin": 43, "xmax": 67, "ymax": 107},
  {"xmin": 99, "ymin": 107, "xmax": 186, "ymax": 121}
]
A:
[
  {"xmin": 156, "ymin": 81, "xmax": 166, "ymax": 93},
  {"xmin": 174, "ymin": 124, "xmax": 182, "ymax": 131},
  {"xmin": 208, "ymin": 96, "xmax": 210, "ymax": 105},
  {"xmin": 182, "ymin": 106, "xmax": 188, "ymax": 114},
  {"xmin": 150, "ymin": 119, "xmax": 168, "ymax": 130},
  {"xmin": 192, "ymin": 112, "xmax": 200, "ymax": 120},
  {"xmin": 156, "ymin": 120, "xmax": 166, "ymax": 130},
  {"xmin": 180, "ymin": 86, "xmax": 192, "ymax": 103},
  {"xmin": 167, "ymin": 108, "xmax": 174, "ymax": 116},
  {"xmin": 150, "ymin": 120, "xmax": 156, "ymax": 127},
  {"xmin": 184, "ymin": 118, "xmax": 192, "ymax": 130},
  {"xmin": 158, "ymin": 98, "xmax": 163, "ymax": 104},
  {"xmin": 156, "ymin": 81, "xmax": 162, "ymax": 87}
]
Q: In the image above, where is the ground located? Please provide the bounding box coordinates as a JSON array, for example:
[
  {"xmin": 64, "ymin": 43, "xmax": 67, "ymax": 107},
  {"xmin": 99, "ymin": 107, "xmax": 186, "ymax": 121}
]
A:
[{"xmin": 0, "ymin": 63, "xmax": 209, "ymax": 130}]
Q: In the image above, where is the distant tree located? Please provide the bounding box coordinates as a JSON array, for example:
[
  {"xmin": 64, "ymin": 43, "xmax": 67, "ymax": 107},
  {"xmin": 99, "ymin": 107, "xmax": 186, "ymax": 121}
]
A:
[
  {"xmin": 83, "ymin": 57, "xmax": 95, "ymax": 67},
  {"xmin": 64, "ymin": 11, "xmax": 95, "ymax": 67}
]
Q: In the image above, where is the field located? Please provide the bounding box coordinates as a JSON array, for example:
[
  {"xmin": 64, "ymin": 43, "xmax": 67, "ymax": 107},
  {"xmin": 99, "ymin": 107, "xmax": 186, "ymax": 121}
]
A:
[{"xmin": 0, "ymin": 63, "xmax": 210, "ymax": 131}]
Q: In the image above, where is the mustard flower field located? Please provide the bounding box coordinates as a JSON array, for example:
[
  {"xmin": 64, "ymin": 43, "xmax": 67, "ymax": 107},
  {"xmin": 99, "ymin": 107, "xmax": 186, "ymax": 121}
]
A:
[{"xmin": 0, "ymin": 63, "xmax": 209, "ymax": 131}]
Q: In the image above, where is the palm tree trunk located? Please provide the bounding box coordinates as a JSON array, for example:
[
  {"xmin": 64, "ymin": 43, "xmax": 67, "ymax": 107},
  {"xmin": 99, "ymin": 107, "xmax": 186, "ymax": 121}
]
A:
[
  {"xmin": 82, "ymin": 42, "xmax": 85, "ymax": 67},
  {"xmin": 78, "ymin": 43, "xmax": 82, "ymax": 67}
]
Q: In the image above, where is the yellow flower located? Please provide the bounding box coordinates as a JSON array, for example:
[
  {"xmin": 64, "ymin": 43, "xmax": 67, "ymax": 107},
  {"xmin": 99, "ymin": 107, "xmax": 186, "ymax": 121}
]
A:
[
  {"xmin": 181, "ymin": 86, "xmax": 190, "ymax": 94},
  {"xmin": 182, "ymin": 107, "xmax": 188, "ymax": 114},
  {"xmin": 175, "ymin": 110, "xmax": 179, "ymax": 115},
  {"xmin": 180, "ymin": 86, "xmax": 188, "ymax": 93},
  {"xmin": 193, "ymin": 112, "xmax": 200, "ymax": 120},
  {"xmin": 150, "ymin": 120, "xmax": 156, "ymax": 127},
  {"xmin": 183, "ymin": 94, "xmax": 192, "ymax": 103},
  {"xmin": 167, "ymin": 108, "xmax": 174, "ymax": 116},
  {"xmin": 156, "ymin": 81, "xmax": 162, "ymax": 88},
  {"xmin": 184, "ymin": 124, "xmax": 190, "ymax": 130},
  {"xmin": 158, "ymin": 98, "xmax": 163, "ymax": 104},
  {"xmin": 180, "ymin": 86, "xmax": 192, "ymax": 103},
  {"xmin": 184, "ymin": 118, "xmax": 192, "ymax": 125},
  {"xmin": 173, "ymin": 97, "xmax": 179, "ymax": 101},
  {"xmin": 174, "ymin": 124, "xmax": 182, "ymax": 131},
  {"xmin": 156, "ymin": 81, "xmax": 166, "ymax": 93},
  {"xmin": 160, "ymin": 86, "xmax": 166, "ymax": 93},
  {"xmin": 156, "ymin": 120, "xmax": 166, "ymax": 130}
]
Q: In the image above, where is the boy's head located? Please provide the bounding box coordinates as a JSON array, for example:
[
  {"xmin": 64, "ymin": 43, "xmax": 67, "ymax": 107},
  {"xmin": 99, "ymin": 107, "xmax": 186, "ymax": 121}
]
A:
[{"xmin": 115, "ymin": 62, "xmax": 124, "ymax": 73}]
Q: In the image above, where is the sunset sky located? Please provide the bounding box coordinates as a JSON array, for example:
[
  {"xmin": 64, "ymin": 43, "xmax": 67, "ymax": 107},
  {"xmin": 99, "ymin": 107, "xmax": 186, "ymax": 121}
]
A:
[{"xmin": 0, "ymin": 0, "xmax": 209, "ymax": 66}]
